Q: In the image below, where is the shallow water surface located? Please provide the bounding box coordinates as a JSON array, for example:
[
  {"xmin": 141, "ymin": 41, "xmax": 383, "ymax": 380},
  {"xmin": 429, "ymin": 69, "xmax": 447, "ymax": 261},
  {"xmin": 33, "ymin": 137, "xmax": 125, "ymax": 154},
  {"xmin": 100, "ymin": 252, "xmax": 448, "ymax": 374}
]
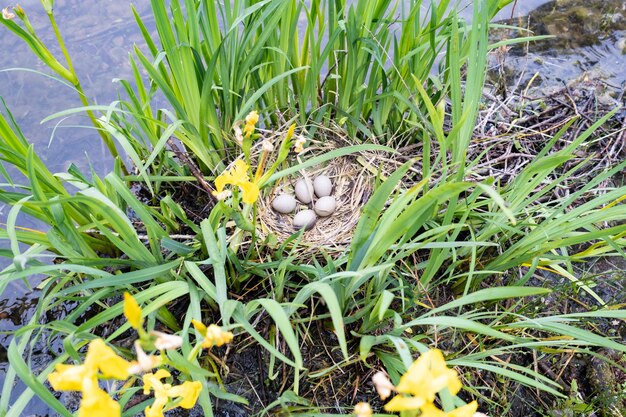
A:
[
  {"xmin": 0, "ymin": 0, "xmax": 153, "ymax": 411},
  {"xmin": 495, "ymin": 0, "xmax": 626, "ymax": 89}
]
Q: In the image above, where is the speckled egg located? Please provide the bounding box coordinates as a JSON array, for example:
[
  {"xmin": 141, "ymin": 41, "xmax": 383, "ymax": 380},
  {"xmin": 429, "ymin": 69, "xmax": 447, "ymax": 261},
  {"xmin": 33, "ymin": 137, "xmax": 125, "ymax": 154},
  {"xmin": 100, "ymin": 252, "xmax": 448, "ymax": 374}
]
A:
[
  {"xmin": 271, "ymin": 194, "xmax": 297, "ymax": 214},
  {"xmin": 313, "ymin": 175, "xmax": 332, "ymax": 197},
  {"xmin": 294, "ymin": 178, "xmax": 314, "ymax": 204},
  {"xmin": 293, "ymin": 209, "xmax": 317, "ymax": 230},
  {"xmin": 314, "ymin": 196, "xmax": 336, "ymax": 217}
]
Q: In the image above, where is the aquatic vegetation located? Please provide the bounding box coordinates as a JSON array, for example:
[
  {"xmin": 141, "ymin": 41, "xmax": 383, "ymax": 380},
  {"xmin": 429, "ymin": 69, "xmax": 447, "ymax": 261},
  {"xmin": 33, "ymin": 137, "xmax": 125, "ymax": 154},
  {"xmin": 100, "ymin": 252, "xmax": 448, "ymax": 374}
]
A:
[{"xmin": 0, "ymin": 0, "xmax": 625, "ymax": 416}]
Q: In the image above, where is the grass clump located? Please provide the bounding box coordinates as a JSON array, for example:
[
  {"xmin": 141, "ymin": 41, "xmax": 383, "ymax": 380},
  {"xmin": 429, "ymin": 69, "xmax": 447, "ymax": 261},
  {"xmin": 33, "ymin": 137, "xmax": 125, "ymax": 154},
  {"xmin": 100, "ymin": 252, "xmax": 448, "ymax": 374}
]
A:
[{"xmin": 1, "ymin": 0, "xmax": 626, "ymax": 416}]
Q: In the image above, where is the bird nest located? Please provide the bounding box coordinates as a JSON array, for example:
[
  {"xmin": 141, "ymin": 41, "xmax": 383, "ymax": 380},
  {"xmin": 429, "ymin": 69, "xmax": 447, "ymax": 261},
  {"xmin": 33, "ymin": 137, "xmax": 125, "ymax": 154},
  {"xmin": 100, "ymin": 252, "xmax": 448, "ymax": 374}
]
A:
[{"xmin": 256, "ymin": 135, "xmax": 392, "ymax": 253}]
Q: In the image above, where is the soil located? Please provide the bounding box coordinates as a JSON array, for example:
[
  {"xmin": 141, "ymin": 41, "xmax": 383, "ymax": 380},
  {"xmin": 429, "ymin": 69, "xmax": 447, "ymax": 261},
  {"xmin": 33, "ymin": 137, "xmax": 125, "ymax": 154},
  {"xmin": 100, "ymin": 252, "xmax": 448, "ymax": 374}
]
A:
[{"xmin": 501, "ymin": 266, "xmax": 626, "ymax": 417}]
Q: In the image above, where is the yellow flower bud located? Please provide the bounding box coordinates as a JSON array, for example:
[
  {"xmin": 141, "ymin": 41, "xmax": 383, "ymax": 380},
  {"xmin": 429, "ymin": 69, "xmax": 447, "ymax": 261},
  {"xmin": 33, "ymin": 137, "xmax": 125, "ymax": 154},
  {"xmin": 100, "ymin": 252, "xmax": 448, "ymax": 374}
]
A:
[
  {"xmin": 123, "ymin": 292, "xmax": 143, "ymax": 330},
  {"xmin": 192, "ymin": 320, "xmax": 234, "ymax": 348}
]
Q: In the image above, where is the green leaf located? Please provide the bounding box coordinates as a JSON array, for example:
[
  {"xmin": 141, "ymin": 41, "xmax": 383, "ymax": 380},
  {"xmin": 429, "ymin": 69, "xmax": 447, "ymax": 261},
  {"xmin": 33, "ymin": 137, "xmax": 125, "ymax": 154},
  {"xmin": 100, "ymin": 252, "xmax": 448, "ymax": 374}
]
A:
[{"xmin": 7, "ymin": 340, "xmax": 73, "ymax": 417}]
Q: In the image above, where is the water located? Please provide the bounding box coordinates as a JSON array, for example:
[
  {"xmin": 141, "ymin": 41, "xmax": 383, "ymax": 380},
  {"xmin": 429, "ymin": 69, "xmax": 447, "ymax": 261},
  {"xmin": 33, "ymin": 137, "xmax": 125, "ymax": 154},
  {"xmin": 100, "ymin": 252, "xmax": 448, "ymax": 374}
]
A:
[
  {"xmin": 494, "ymin": 0, "xmax": 626, "ymax": 89},
  {"xmin": 0, "ymin": 0, "xmax": 153, "ymax": 412},
  {"xmin": 1, "ymin": 0, "xmax": 154, "ymax": 172},
  {"xmin": 0, "ymin": 1, "xmax": 156, "ymax": 254},
  {"xmin": 0, "ymin": 0, "xmax": 624, "ymax": 414}
]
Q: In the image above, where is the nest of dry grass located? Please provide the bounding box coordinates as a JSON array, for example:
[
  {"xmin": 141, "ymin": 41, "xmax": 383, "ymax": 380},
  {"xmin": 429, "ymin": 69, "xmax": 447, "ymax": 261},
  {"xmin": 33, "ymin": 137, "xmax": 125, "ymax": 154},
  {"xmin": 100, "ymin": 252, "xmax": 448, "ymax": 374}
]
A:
[{"xmin": 255, "ymin": 125, "xmax": 399, "ymax": 253}]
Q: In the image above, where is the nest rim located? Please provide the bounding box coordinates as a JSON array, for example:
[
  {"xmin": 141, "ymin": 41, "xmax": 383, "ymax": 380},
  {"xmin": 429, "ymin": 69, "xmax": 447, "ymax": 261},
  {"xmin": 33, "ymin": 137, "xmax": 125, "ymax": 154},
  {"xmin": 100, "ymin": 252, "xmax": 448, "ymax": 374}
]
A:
[
  {"xmin": 254, "ymin": 125, "xmax": 405, "ymax": 254},
  {"xmin": 257, "ymin": 154, "xmax": 371, "ymax": 252}
]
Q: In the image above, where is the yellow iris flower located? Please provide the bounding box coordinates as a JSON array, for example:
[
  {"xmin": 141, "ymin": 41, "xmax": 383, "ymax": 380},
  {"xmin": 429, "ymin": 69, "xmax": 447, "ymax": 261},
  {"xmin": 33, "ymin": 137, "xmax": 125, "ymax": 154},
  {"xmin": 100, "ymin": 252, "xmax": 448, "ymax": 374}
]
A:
[
  {"xmin": 212, "ymin": 160, "xmax": 259, "ymax": 204},
  {"xmin": 383, "ymin": 349, "xmax": 472, "ymax": 415},
  {"xmin": 418, "ymin": 401, "xmax": 478, "ymax": 417},
  {"xmin": 383, "ymin": 395, "xmax": 426, "ymax": 412},
  {"xmin": 143, "ymin": 369, "xmax": 202, "ymax": 417},
  {"xmin": 48, "ymin": 339, "xmax": 131, "ymax": 417},
  {"xmin": 78, "ymin": 377, "xmax": 122, "ymax": 417},
  {"xmin": 88, "ymin": 339, "xmax": 132, "ymax": 380},
  {"xmin": 123, "ymin": 292, "xmax": 143, "ymax": 330},
  {"xmin": 395, "ymin": 349, "xmax": 461, "ymax": 401},
  {"xmin": 449, "ymin": 402, "xmax": 478, "ymax": 417},
  {"xmin": 243, "ymin": 110, "xmax": 259, "ymax": 136},
  {"xmin": 48, "ymin": 363, "xmax": 92, "ymax": 392},
  {"xmin": 191, "ymin": 320, "xmax": 234, "ymax": 348},
  {"xmin": 49, "ymin": 339, "xmax": 130, "ymax": 387}
]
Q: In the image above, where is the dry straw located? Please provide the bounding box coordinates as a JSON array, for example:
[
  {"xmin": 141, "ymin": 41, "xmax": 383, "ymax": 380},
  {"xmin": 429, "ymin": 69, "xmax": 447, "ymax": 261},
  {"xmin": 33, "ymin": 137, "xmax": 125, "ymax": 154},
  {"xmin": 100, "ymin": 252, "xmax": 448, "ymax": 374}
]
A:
[{"xmin": 255, "ymin": 124, "xmax": 398, "ymax": 254}]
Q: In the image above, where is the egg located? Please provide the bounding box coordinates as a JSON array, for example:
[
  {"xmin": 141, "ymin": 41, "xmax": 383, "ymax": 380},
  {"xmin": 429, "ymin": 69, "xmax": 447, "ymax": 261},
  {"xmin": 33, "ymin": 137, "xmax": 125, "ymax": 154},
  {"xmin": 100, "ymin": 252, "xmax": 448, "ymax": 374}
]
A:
[
  {"xmin": 313, "ymin": 175, "xmax": 332, "ymax": 197},
  {"xmin": 293, "ymin": 209, "xmax": 317, "ymax": 230},
  {"xmin": 314, "ymin": 196, "xmax": 336, "ymax": 217},
  {"xmin": 271, "ymin": 194, "xmax": 297, "ymax": 214},
  {"xmin": 294, "ymin": 178, "xmax": 314, "ymax": 204}
]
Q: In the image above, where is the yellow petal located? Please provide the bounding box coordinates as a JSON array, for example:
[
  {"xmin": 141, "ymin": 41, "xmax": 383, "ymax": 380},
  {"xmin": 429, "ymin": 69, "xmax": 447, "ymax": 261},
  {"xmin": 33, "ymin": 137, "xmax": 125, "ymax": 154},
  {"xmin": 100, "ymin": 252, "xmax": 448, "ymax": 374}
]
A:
[
  {"xmin": 78, "ymin": 378, "xmax": 121, "ymax": 417},
  {"xmin": 383, "ymin": 395, "xmax": 426, "ymax": 412},
  {"xmin": 428, "ymin": 349, "xmax": 448, "ymax": 367},
  {"xmin": 240, "ymin": 181, "xmax": 259, "ymax": 204},
  {"xmin": 230, "ymin": 160, "xmax": 250, "ymax": 186},
  {"xmin": 85, "ymin": 339, "xmax": 130, "ymax": 380},
  {"xmin": 418, "ymin": 402, "xmax": 447, "ymax": 417},
  {"xmin": 426, "ymin": 350, "xmax": 462, "ymax": 395},
  {"xmin": 143, "ymin": 371, "xmax": 172, "ymax": 416},
  {"xmin": 201, "ymin": 324, "xmax": 234, "ymax": 348},
  {"xmin": 166, "ymin": 380, "xmax": 203, "ymax": 409},
  {"xmin": 244, "ymin": 111, "xmax": 259, "ymax": 136},
  {"xmin": 395, "ymin": 349, "xmax": 461, "ymax": 400},
  {"xmin": 245, "ymin": 110, "xmax": 259, "ymax": 127},
  {"xmin": 191, "ymin": 319, "xmax": 207, "ymax": 335},
  {"xmin": 143, "ymin": 369, "xmax": 172, "ymax": 394},
  {"xmin": 435, "ymin": 369, "xmax": 462, "ymax": 396},
  {"xmin": 48, "ymin": 364, "xmax": 92, "ymax": 391},
  {"xmin": 214, "ymin": 160, "xmax": 251, "ymax": 193},
  {"xmin": 214, "ymin": 172, "xmax": 231, "ymax": 193},
  {"xmin": 286, "ymin": 123, "xmax": 296, "ymax": 140},
  {"xmin": 244, "ymin": 122, "xmax": 255, "ymax": 136},
  {"xmin": 395, "ymin": 353, "xmax": 430, "ymax": 396},
  {"xmin": 123, "ymin": 292, "xmax": 143, "ymax": 330},
  {"xmin": 447, "ymin": 401, "xmax": 478, "ymax": 417},
  {"xmin": 144, "ymin": 397, "xmax": 168, "ymax": 417}
]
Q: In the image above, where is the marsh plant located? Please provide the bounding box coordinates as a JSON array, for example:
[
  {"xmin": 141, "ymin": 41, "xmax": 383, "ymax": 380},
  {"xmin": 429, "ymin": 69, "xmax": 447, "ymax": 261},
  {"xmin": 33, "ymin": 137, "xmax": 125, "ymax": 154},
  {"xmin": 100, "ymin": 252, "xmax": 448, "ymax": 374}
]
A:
[{"xmin": 1, "ymin": 0, "xmax": 625, "ymax": 416}]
